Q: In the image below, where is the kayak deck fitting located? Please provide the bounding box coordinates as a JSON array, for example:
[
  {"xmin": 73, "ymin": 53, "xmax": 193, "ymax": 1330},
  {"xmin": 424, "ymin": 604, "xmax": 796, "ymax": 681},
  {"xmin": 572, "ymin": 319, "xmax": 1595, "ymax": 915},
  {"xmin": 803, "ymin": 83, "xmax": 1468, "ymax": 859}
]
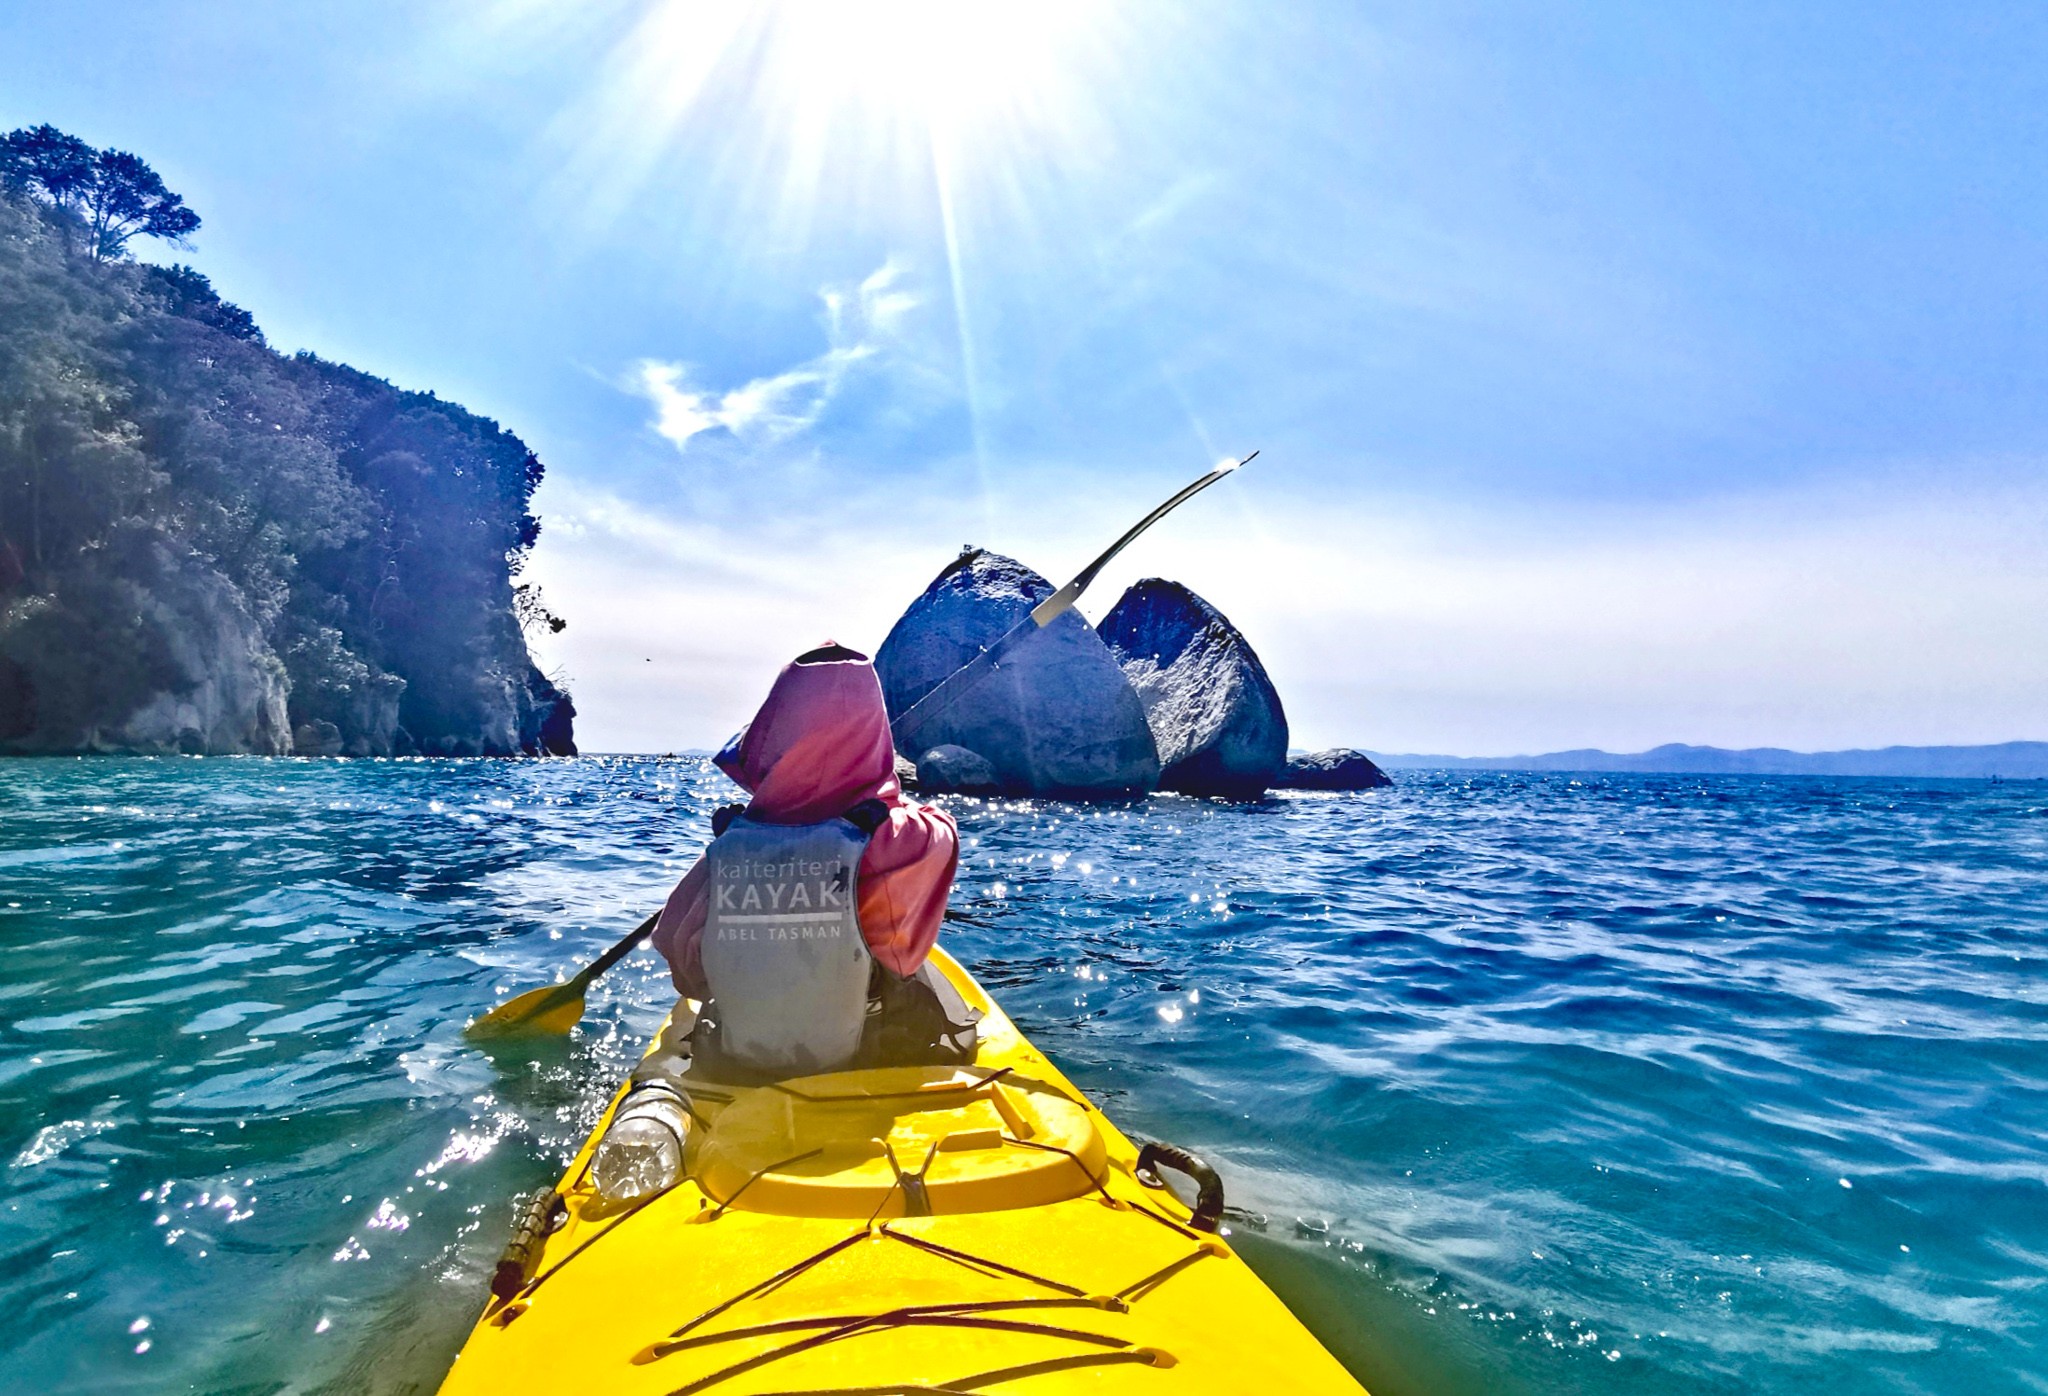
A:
[{"xmin": 439, "ymin": 948, "xmax": 1365, "ymax": 1394}]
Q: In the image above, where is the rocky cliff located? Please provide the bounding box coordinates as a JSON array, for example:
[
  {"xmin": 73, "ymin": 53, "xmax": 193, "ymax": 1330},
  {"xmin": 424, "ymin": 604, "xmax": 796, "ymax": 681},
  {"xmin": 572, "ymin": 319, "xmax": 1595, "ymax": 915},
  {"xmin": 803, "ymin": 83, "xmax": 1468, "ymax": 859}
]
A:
[{"xmin": 0, "ymin": 190, "xmax": 572, "ymax": 755}]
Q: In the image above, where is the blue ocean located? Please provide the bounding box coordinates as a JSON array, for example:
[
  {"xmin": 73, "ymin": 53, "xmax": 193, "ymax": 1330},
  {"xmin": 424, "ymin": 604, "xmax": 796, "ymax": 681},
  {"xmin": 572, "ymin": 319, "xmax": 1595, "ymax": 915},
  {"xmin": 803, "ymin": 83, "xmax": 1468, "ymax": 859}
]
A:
[{"xmin": 2, "ymin": 757, "xmax": 2042, "ymax": 1395}]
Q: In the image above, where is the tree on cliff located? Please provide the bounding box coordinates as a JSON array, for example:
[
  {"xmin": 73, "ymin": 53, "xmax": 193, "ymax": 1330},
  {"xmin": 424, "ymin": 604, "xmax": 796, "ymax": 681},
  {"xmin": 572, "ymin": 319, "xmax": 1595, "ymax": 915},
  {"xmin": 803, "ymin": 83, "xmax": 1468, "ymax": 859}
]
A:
[
  {"xmin": 1, "ymin": 124, "xmax": 200, "ymax": 261},
  {"xmin": 0, "ymin": 160, "xmax": 573, "ymax": 757}
]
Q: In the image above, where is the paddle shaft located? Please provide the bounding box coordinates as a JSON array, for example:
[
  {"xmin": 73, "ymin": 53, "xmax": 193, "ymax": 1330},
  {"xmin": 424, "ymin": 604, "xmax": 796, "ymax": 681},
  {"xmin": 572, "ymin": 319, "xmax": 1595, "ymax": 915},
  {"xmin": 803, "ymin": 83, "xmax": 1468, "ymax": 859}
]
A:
[
  {"xmin": 578, "ymin": 910, "xmax": 661, "ymax": 986},
  {"xmin": 477, "ymin": 453, "xmax": 1253, "ymax": 1031},
  {"xmin": 889, "ymin": 451, "xmax": 1256, "ymax": 756}
]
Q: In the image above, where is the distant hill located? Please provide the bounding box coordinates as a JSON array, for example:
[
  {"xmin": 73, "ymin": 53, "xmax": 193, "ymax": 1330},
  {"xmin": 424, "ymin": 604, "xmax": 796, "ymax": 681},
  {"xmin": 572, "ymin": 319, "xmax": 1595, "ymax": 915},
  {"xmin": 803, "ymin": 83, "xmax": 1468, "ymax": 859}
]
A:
[{"xmin": 1367, "ymin": 742, "xmax": 2048, "ymax": 779}]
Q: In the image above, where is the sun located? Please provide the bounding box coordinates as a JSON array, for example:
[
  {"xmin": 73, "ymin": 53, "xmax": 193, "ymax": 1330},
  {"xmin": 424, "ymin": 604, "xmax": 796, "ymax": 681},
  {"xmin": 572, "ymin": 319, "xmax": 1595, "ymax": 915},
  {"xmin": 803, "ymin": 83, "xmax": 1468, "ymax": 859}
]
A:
[
  {"xmin": 535, "ymin": 0, "xmax": 1126, "ymax": 521},
  {"xmin": 769, "ymin": 1, "xmax": 1086, "ymax": 136},
  {"xmin": 550, "ymin": 0, "xmax": 1108, "ymax": 229}
]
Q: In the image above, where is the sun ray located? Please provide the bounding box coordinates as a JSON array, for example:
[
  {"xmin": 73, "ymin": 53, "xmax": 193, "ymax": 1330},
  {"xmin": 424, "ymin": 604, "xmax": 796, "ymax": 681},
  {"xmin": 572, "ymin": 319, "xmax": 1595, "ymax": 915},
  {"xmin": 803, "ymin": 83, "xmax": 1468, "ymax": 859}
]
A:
[
  {"xmin": 929, "ymin": 120, "xmax": 997, "ymax": 542},
  {"xmin": 530, "ymin": 0, "xmax": 1134, "ymax": 525},
  {"xmin": 538, "ymin": 1, "xmax": 1109, "ymax": 245}
]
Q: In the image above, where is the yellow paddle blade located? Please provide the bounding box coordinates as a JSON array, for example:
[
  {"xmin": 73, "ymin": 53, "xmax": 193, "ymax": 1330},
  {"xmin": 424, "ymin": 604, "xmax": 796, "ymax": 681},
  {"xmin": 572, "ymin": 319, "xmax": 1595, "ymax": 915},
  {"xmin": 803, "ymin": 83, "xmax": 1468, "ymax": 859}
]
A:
[{"xmin": 464, "ymin": 979, "xmax": 588, "ymax": 1040}]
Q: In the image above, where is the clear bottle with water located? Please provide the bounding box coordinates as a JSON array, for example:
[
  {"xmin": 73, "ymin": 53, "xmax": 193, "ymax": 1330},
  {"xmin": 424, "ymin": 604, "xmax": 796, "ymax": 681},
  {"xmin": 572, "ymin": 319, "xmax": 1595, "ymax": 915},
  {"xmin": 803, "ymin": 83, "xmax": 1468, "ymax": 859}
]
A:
[{"xmin": 589, "ymin": 1081, "xmax": 690, "ymax": 1204}]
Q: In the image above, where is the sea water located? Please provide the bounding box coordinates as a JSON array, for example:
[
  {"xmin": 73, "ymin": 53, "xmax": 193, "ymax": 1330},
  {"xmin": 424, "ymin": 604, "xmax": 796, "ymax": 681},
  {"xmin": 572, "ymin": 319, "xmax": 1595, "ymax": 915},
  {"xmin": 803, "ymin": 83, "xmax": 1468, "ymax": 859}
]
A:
[{"xmin": 1, "ymin": 757, "xmax": 2043, "ymax": 1395}]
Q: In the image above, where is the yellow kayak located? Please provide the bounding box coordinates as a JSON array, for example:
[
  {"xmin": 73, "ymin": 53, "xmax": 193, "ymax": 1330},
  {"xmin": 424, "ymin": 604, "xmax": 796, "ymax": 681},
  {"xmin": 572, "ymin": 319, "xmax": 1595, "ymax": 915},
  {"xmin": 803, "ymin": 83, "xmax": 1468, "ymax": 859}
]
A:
[{"xmin": 439, "ymin": 947, "xmax": 1366, "ymax": 1394}]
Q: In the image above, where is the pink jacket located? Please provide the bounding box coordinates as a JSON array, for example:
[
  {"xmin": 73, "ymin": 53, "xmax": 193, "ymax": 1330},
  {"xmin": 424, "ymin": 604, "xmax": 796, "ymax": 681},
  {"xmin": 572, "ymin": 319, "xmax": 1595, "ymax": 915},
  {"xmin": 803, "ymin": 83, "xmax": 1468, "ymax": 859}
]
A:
[{"xmin": 652, "ymin": 643, "xmax": 959, "ymax": 999}]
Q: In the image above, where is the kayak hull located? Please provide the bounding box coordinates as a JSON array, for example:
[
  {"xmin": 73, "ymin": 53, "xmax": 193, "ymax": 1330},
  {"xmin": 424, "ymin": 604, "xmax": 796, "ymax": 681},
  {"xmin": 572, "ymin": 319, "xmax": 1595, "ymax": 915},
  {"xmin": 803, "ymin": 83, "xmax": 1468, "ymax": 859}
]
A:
[{"xmin": 438, "ymin": 948, "xmax": 1366, "ymax": 1394}]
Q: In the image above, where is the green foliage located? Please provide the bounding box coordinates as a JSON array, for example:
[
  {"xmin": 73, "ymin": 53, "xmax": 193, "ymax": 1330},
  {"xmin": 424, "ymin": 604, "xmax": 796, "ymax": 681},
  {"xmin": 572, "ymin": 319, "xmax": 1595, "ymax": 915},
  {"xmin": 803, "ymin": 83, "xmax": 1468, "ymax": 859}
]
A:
[
  {"xmin": 0, "ymin": 125, "xmax": 94, "ymax": 207},
  {"xmin": 143, "ymin": 265, "xmax": 262, "ymax": 343},
  {"xmin": 515, "ymin": 582, "xmax": 568, "ymax": 635},
  {"xmin": 0, "ymin": 182, "xmax": 574, "ymax": 756},
  {"xmin": 1, "ymin": 124, "xmax": 201, "ymax": 261}
]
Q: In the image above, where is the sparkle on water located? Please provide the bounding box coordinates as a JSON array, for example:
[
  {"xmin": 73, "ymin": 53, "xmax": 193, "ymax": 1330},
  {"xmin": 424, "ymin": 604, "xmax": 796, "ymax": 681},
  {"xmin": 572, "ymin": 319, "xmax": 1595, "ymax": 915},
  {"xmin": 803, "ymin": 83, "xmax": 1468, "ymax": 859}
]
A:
[{"xmin": 1, "ymin": 756, "xmax": 2044, "ymax": 1394}]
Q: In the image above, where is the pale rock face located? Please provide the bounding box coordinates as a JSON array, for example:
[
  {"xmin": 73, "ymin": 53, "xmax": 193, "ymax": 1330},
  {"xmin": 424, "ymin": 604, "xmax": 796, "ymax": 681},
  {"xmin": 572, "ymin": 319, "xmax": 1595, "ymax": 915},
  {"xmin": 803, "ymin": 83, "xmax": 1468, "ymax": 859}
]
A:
[
  {"xmin": 1281, "ymin": 748, "xmax": 1392, "ymax": 790},
  {"xmin": 292, "ymin": 720, "xmax": 345, "ymax": 757},
  {"xmin": 875, "ymin": 550, "xmax": 1158, "ymax": 797},
  {"xmin": 339, "ymin": 678, "xmax": 404, "ymax": 756},
  {"xmin": 281, "ymin": 627, "xmax": 406, "ymax": 755},
  {"xmin": 1100, "ymin": 579, "xmax": 1287, "ymax": 798},
  {"xmin": 916, "ymin": 744, "xmax": 999, "ymax": 795},
  {"xmin": 102, "ymin": 540, "xmax": 291, "ymax": 755}
]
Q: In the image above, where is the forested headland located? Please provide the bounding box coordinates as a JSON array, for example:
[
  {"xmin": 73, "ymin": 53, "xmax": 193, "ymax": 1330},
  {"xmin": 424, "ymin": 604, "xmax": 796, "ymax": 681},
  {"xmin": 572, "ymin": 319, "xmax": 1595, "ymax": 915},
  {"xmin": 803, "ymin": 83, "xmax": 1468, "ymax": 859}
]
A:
[{"xmin": 0, "ymin": 126, "xmax": 574, "ymax": 756}]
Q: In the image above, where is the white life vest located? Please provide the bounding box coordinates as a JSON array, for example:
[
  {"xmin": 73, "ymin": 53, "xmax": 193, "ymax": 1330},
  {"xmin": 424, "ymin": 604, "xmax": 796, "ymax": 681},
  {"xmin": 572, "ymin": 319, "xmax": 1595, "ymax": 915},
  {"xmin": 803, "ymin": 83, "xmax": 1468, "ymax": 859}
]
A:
[{"xmin": 699, "ymin": 814, "xmax": 874, "ymax": 1076}]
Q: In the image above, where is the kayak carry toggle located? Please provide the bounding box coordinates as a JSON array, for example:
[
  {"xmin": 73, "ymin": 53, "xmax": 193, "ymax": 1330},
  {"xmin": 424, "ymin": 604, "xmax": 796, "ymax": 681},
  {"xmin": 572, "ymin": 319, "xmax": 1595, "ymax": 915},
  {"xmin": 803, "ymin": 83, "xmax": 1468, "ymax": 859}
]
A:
[{"xmin": 1135, "ymin": 1142, "xmax": 1226, "ymax": 1233}]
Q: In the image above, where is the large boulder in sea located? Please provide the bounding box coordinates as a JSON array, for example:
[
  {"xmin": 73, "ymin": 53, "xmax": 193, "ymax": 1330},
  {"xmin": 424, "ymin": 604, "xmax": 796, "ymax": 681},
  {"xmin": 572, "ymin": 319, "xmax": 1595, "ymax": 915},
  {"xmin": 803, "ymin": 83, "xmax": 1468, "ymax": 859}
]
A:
[
  {"xmin": 916, "ymin": 743, "xmax": 1000, "ymax": 795},
  {"xmin": 1281, "ymin": 748, "xmax": 1392, "ymax": 790},
  {"xmin": 875, "ymin": 550, "xmax": 1159, "ymax": 797},
  {"xmin": 1099, "ymin": 579, "xmax": 1288, "ymax": 798}
]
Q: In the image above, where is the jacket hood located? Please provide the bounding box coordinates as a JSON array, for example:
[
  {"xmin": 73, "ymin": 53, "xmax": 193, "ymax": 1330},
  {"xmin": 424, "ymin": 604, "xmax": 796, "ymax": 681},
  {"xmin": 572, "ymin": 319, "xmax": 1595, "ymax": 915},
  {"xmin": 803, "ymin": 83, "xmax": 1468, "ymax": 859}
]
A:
[{"xmin": 714, "ymin": 642, "xmax": 900, "ymax": 823}]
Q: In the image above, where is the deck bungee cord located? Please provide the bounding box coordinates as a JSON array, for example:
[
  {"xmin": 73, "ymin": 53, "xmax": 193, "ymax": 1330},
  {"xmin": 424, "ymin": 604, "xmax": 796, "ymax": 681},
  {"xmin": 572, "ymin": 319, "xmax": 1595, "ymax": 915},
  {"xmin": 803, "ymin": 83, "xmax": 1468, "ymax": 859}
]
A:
[{"xmin": 441, "ymin": 950, "xmax": 1365, "ymax": 1393}]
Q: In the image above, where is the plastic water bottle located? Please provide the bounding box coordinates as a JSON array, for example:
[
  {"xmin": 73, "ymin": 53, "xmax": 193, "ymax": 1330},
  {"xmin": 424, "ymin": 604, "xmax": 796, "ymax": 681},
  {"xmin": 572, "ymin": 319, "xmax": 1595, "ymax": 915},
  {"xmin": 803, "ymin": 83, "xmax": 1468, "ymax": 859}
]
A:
[{"xmin": 589, "ymin": 1082, "xmax": 690, "ymax": 1203}]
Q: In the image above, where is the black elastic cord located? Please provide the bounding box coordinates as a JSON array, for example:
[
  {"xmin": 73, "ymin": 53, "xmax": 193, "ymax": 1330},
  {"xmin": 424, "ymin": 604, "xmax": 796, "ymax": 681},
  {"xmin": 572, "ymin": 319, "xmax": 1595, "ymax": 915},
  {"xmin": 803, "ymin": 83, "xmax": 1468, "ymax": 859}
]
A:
[
  {"xmin": 1114, "ymin": 1246, "xmax": 1212, "ymax": 1302},
  {"xmin": 649, "ymin": 1309, "xmax": 1130, "ymax": 1366},
  {"xmin": 938, "ymin": 1349, "xmax": 1165, "ymax": 1391},
  {"xmin": 669, "ymin": 1226, "xmax": 868, "ymax": 1339},
  {"xmin": 877, "ymin": 1228, "xmax": 1088, "ymax": 1298},
  {"xmin": 517, "ymin": 1189, "xmax": 664, "ymax": 1300},
  {"xmin": 704, "ymin": 1146, "xmax": 825, "ymax": 1220},
  {"xmin": 998, "ymin": 1135, "xmax": 1114, "ymax": 1204}
]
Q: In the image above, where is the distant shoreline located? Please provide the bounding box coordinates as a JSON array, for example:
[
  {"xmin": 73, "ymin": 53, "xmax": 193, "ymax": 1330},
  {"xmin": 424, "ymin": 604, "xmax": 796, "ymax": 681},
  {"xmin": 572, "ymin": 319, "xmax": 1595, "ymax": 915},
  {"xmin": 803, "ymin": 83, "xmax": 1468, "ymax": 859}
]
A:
[
  {"xmin": 604, "ymin": 741, "xmax": 2048, "ymax": 781},
  {"xmin": 8, "ymin": 742, "xmax": 2039, "ymax": 780},
  {"xmin": 1361, "ymin": 741, "xmax": 2048, "ymax": 779}
]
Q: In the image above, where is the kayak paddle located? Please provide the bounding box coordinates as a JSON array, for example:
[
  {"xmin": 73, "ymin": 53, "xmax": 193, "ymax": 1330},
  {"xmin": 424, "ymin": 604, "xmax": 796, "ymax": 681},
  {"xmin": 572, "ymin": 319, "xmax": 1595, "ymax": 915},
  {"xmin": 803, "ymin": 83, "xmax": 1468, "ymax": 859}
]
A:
[
  {"xmin": 464, "ymin": 911, "xmax": 660, "ymax": 1039},
  {"xmin": 466, "ymin": 451, "xmax": 1255, "ymax": 1040},
  {"xmin": 890, "ymin": 450, "xmax": 1256, "ymax": 757}
]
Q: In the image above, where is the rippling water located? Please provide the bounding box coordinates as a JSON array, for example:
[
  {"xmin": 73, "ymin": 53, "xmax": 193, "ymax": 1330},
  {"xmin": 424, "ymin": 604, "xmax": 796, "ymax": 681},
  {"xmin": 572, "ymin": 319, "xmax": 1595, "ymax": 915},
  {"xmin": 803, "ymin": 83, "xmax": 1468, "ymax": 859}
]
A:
[{"xmin": 2, "ymin": 757, "xmax": 2044, "ymax": 1395}]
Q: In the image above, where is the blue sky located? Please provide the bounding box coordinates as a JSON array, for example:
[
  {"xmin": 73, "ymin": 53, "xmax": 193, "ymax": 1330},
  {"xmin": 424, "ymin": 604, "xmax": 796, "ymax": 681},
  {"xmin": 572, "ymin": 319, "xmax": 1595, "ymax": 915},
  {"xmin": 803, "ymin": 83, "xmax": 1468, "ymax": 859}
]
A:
[{"xmin": 5, "ymin": 1, "xmax": 2045, "ymax": 753}]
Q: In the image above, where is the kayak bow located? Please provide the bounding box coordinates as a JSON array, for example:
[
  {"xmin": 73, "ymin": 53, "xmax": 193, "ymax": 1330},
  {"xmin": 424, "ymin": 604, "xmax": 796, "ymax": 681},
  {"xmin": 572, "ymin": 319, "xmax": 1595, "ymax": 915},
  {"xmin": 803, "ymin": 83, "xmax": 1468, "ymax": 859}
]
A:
[{"xmin": 439, "ymin": 947, "xmax": 1364, "ymax": 1394}]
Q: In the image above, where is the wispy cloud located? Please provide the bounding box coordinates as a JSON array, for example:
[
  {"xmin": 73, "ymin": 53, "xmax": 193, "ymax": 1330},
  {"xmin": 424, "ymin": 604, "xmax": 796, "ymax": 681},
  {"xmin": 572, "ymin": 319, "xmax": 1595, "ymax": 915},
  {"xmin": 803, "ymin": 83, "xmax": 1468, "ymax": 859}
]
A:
[{"xmin": 630, "ymin": 261, "xmax": 919, "ymax": 452}]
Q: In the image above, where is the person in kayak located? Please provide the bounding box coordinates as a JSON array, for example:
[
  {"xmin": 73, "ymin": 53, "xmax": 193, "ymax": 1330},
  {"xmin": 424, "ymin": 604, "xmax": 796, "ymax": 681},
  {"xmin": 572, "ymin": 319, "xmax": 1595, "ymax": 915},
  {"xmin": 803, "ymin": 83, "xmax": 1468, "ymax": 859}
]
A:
[{"xmin": 651, "ymin": 641, "xmax": 962, "ymax": 1077}]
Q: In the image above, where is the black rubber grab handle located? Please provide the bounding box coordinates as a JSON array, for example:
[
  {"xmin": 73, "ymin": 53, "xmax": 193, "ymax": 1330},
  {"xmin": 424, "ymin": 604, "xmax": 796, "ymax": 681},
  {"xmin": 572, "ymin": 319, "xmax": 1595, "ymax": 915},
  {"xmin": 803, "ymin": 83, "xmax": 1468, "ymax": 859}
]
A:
[{"xmin": 1136, "ymin": 1141, "xmax": 1225, "ymax": 1233}]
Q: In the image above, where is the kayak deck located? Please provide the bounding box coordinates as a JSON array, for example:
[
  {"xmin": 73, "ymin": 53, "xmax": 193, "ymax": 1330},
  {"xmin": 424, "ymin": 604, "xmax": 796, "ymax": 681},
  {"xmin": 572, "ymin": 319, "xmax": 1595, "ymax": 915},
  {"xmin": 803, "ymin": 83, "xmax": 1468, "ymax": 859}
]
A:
[{"xmin": 438, "ymin": 949, "xmax": 1365, "ymax": 1394}]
